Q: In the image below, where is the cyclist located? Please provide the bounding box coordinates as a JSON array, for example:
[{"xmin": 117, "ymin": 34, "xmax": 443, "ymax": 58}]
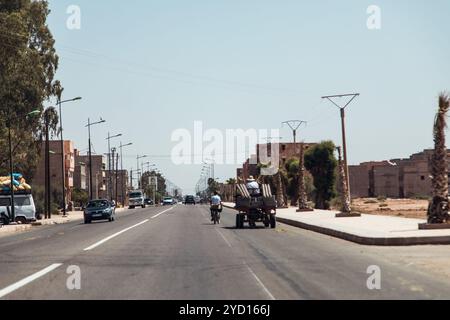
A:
[{"xmin": 210, "ymin": 191, "xmax": 222, "ymax": 222}]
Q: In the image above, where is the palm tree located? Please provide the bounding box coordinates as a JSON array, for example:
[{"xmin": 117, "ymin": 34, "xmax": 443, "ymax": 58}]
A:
[
  {"xmin": 297, "ymin": 143, "xmax": 311, "ymax": 211},
  {"xmin": 428, "ymin": 93, "xmax": 450, "ymax": 224},
  {"xmin": 42, "ymin": 106, "xmax": 59, "ymax": 219}
]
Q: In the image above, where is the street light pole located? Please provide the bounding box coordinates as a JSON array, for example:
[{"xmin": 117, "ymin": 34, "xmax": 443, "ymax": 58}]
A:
[
  {"xmin": 86, "ymin": 118, "xmax": 105, "ymax": 200},
  {"xmin": 136, "ymin": 155, "xmax": 148, "ymax": 189},
  {"xmin": 58, "ymin": 97, "xmax": 81, "ymax": 217},
  {"xmin": 8, "ymin": 125, "xmax": 15, "ymax": 222}
]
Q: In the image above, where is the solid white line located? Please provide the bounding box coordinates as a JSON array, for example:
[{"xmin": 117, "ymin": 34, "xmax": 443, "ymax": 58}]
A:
[
  {"xmin": 151, "ymin": 207, "xmax": 174, "ymax": 219},
  {"xmin": 216, "ymin": 229, "xmax": 232, "ymax": 248},
  {"xmin": 0, "ymin": 263, "xmax": 63, "ymax": 299},
  {"xmin": 244, "ymin": 262, "xmax": 276, "ymax": 300},
  {"xmin": 83, "ymin": 219, "xmax": 149, "ymax": 251}
]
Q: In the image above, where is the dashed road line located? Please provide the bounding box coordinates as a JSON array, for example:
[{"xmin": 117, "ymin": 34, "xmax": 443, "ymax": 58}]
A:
[
  {"xmin": 0, "ymin": 263, "xmax": 63, "ymax": 299},
  {"xmin": 244, "ymin": 262, "xmax": 276, "ymax": 300},
  {"xmin": 83, "ymin": 219, "xmax": 149, "ymax": 251}
]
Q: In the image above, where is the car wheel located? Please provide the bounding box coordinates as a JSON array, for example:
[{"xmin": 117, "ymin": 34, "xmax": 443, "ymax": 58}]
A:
[
  {"xmin": 84, "ymin": 219, "xmax": 91, "ymax": 224},
  {"xmin": 15, "ymin": 217, "xmax": 27, "ymax": 225}
]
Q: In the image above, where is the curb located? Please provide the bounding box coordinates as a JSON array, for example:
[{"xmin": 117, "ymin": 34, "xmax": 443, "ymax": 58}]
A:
[{"xmin": 223, "ymin": 204, "xmax": 450, "ymax": 246}]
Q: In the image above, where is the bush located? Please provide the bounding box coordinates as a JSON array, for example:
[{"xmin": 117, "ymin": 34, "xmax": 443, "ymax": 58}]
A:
[
  {"xmin": 330, "ymin": 197, "xmax": 343, "ymax": 210},
  {"xmin": 377, "ymin": 195, "xmax": 387, "ymax": 202}
]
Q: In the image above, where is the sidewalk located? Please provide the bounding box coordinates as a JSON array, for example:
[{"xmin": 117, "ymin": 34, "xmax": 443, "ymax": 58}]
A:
[
  {"xmin": 0, "ymin": 208, "xmax": 126, "ymax": 237},
  {"xmin": 223, "ymin": 202, "xmax": 450, "ymax": 246}
]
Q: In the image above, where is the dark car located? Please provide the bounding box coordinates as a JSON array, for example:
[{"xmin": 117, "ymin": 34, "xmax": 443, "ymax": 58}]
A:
[
  {"xmin": 184, "ymin": 195, "xmax": 196, "ymax": 205},
  {"xmin": 145, "ymin": 198, "xmax": 154, "ymax": 205},
  {"xmin": 84, "ymin": 199, "xmax": 116, "ymax": 224}
]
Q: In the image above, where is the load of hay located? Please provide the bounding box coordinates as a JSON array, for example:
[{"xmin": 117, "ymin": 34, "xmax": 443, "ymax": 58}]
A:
[{"xmin": 0, "ymin": 174, "xmax": 32, "ymax": 193}]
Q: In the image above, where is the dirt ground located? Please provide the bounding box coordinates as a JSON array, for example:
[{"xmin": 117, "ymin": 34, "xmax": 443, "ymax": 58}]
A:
[{"xmin": 352, "ymin": 198, "xmax": 428, "ymax": 219}]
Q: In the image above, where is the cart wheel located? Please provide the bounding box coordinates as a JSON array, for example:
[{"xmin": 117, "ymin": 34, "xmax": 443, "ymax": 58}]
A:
[
  {"xmin": 270, "ymin": 215, "xmax": 276, "ymax": 229},
  {"xmin": 235, "ymin": 214, "xmax": 241, "ymax": 229}
]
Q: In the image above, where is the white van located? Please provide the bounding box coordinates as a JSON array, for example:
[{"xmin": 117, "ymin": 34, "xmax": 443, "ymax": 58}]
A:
[{"xmin": 0, "ymin": 193, "xmax": 37, "ymax": 224}]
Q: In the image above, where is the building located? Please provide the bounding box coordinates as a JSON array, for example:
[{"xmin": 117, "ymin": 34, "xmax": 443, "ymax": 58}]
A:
[
  {"xmin": 349, "ymin": 149, "xmax": 450, "ymax": 198},
  {"xmin": 74, "ymin": 152, "xmax": 107, "ymax": 200},
  {"xmin": 33, "ymin": 140, "xmax": 75, "ymax": 207},
  {"xmin": 237, "ymin": 142, "xmax": 316, "ymax": 180}
]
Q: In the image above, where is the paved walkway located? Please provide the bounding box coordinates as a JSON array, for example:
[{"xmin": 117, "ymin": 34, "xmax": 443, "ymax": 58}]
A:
[{"xmin": 223, "ymin": 202, "xmax": 450, "ymax": 246}]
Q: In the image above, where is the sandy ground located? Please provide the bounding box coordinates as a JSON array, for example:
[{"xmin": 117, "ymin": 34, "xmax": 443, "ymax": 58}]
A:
[{"xmin": 351, "ymin": 198, "xmax": 428, "ymax": 219}]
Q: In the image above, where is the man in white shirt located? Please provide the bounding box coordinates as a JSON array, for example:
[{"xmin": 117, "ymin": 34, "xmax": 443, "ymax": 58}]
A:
[
  {"xmin": 246, "ymin": 176, "xmax": 260, "ymax": 196},
  {"xmin": 210, "ymin": 191, "xmax": 222, "ymax": 221}
]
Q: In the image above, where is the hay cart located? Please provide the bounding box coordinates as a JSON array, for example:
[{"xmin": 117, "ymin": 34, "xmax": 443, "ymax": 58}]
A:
[{"xmin": 234, "ymin": 184, "xmax": 277, "ymax": 229}]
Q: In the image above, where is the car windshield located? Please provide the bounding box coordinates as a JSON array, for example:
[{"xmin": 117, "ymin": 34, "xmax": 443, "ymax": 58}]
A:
[
  {"xmin": 87, "ymin": 201, "xmax": 108, "ymax": 208},
  {"xmin": 164, "ymin": 198, "xmax": 172, "ymax": 201},
  {"xmin": 129, "ymin": 192, "xmax": 142, "ymax": 198}
]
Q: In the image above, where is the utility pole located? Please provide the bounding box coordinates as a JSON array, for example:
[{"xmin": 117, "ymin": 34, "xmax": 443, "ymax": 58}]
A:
[
  {"xmin": 322, "ymin": 93, "xmax": 359, "ymax": 199},
  {"xmin": 119, "ymin": 142, "xmax": 132, "ymax": 206},
  {"xmin": 106, "ymin": 133, "xmax": 122, "ymax": 200},
  {"xmin": 282, "ymin": 120, "xmax": 307, "ymax": 152},
  {"xmin": 282, "ymin": 121, "xmax": 307, "ymax": 206}
]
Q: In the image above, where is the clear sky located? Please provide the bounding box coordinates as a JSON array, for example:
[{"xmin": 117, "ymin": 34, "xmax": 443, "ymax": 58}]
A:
[{"xmin": 46, "ymin": 0, "xmax": 450, "ymax": 194}]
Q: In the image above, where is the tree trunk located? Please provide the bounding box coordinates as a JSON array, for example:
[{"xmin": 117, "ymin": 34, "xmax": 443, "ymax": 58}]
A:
[
  {"xmin": 428, "ymin": 94, "xmax": 450, "ymax": 224},
  {"xmin": 337, "ymin": 147, "xmax": 351, "ymax": 213},
  {"xmin": 298, "ymin": 143, "xmax": 310, "ymax": 210}
]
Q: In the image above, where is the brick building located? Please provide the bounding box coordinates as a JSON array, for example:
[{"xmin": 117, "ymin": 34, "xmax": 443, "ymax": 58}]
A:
[
  {"xmin": 33, "ymin": 140, "xmax": 75, "ymax": 206},
  {"xmin": 74, "ymin": 152, "xmax": 107, "ymax": 200},
  {"xmin": 237, "ymin": 142, "xmax": 316, "ymax": 180}
]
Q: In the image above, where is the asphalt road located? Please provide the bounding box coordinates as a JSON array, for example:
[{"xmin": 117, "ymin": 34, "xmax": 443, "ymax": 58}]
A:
[{"xmin": 1, "ymin": 204, "xmax": 450, "ymax": 300}]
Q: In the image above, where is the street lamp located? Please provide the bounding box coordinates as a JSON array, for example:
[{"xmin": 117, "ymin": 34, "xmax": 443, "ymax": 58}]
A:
[
  {"xmin": 119, "ymin": 142, "xmax": 133, "ymax": 206},
  {"xmin": 106, "ymin": 133, "xmax": 122, "ymax": 200},
  {"xmin": 58, "ymin": 96, "xmax": 82, "ymax": 217},
  {"xmin": 6, "ymin": 110, "xmax": 41, "ymax": 223},
  {"xmin": 136, "ymin": 155, "xmax": 147, "ymax": 189},
  {"xmin": 86, "ymin": 118, "xmax": 106, "ymax": 200}
]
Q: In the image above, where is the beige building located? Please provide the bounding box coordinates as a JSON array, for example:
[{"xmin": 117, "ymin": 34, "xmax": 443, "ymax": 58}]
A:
[
  {"xmin": 349, "ymin": 149, "xmax": 450, "ymax": 198},
  {"xmin": 33, "ymin": 140, "xmax": 75, "ymax": 205}
]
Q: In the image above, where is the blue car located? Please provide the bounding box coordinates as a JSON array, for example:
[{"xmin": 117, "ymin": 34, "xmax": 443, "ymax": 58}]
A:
[{"xmin": 84, "ymin": 200, "xmax": 116, "ymax": 224}]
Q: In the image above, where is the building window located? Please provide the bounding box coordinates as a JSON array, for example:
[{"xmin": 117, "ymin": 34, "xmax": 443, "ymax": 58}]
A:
[
  {"xmin": 281, "ymin": 144, "xmax": 286, "ymax": 152},
  {"xmin": 421, "ymin": 176, "xmax": 425, "ymax": 181}
]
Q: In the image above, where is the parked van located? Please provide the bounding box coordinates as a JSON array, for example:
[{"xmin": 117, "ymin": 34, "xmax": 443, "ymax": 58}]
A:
[{"xmin": 0, "ymin": 193, "xmax": 36, "ymax": 224}]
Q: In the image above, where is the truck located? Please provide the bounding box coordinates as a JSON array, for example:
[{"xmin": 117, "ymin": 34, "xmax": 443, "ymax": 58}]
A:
[
  {"xmin": 128, "ymin": 190, "xmax": 146, "ymax": 209},
  {"xmin": 234, "ymin": 183, "xmax": 277, "ymax": 229}
]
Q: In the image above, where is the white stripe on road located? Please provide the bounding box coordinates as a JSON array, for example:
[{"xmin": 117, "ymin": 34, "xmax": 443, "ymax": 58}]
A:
[
  {"xmin": 0, "ymin": 263, "xmax": 62, "ymax": 299},
  {"xmin": 84, "ymin": 219, "xmax": 149, "ymax": 251},
  {"xmin": 151, "ymin": 207, "xmax": 174, "ymax": 219},
  {"xmin": 244, "ymin": 262, "xmax": 276, "ymax": 300},
  {"xmin": 216, "ymin": 229, "xmax": 232, "ymax": 248}
]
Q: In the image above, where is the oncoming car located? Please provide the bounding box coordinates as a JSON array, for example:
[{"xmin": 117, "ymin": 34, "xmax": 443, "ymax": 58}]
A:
[{"xmin": 84, "ymin": 199, "xmax": 116, "ymax": 224}]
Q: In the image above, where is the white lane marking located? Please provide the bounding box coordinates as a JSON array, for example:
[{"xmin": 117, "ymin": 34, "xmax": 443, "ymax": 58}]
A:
[
  {"xmin": 244, "ymin": 262, "xmax": 276, "ymax": 300},
  {"xmin": 216, "ymin": 229, "xmax": 232, "ymax": 248},
  {"xmin": 83, "ymin": 219, "xmax": 149, "ymax": 251},
  {"xmin": 151, "ymin": 207, "xmax": 174, "ymax": 219},
  {"xmin": 0, "ymin": 263, "xmax": 63, "ymax": 299}
]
